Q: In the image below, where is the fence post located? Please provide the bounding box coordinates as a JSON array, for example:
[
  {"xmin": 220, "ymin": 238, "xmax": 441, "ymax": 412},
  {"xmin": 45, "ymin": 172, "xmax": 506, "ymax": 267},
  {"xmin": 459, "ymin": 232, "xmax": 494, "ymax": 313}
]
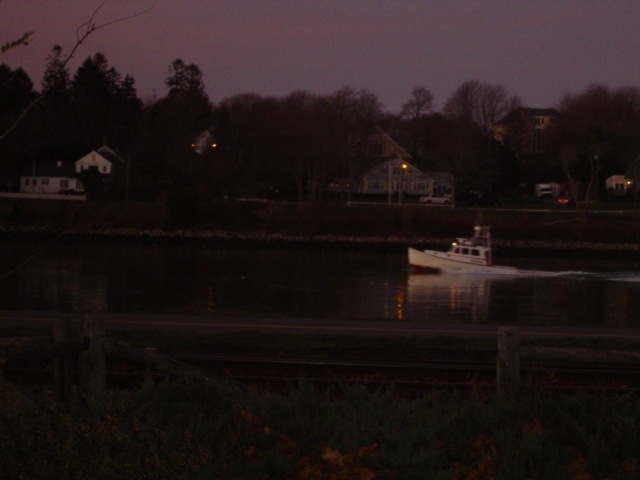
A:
[
  {"xmin": 52, "ymin": 318, "xmax": 72, "ymax": 406},
  {"xmin": 79, "ymin": 312, "xmax": 106, "ymax": 400},
  {"xmin": 497, "ymin": 327, "xmax": 521, "ymax": 399}
]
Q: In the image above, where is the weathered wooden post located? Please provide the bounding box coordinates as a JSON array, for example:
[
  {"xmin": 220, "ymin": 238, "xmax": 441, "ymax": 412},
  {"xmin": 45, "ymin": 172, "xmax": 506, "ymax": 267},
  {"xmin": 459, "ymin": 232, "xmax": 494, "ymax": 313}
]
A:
[
  {"xmin": 52, "ymin": 318, "xmax": 72, "ymax": 405},
  {"xmin": 79, "ymin": 312, "xmax": 106, "ymax": 400},
  {"xmin": 497, "ymin": 327, "xmax": 521, "ymax": 399}
]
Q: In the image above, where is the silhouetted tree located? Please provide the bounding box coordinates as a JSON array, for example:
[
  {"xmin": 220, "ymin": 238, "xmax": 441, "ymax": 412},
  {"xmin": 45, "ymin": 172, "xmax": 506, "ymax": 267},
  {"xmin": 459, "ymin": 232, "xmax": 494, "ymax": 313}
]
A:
[
  {"xmin": 399, "ymin": 86, "xmax": 436, "ymax": 161},
  {"xmin": 434, "ymin": 117, "xmax": 498, "ymax": 201},
  {"xmin": 329, "ymin": 86, "xmax": 385, "ymax": 201},
  {"xmin": 553, "ymin": 84, "xmax": 640, "ymax": 219},
  {"xmin": 444, "ymin": 80, "xmax": 521, "ymax": 133},
  {"xmin": 41, "ymin": 45, "xmax": 71, "ymax": 110},
  {"xmin": 165, "ymin": 59, "xmax": 206, "ymax": 97},
  {"xmin": 0, "ymin": 64, "xmax": 36, "ymax": 114},
  {"xmin": 69, "ymin": 52, "xmax": 142, "ymax": 151},
  {"xmin": 0, "ymin": 64, "xmax": 37, "ymax": 188},
  {"xmin": 400, "ymin": 86, "xmax": 435, "ymax": 120}
]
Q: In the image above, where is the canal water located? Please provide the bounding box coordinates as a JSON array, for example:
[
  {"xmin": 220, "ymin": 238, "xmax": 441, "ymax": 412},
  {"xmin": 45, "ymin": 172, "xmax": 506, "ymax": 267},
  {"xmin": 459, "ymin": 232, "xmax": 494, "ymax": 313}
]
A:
[{"xmin": 1, "ymin": 242, "xmax": 640, "ymax": 327}]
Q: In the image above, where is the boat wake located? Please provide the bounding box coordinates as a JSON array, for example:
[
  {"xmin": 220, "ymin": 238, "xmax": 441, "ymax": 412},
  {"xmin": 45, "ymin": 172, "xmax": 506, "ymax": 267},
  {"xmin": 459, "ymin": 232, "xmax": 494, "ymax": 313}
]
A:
[{"xmin": 514, "ymin": 269, "xmax": 640, "ymax": 282}]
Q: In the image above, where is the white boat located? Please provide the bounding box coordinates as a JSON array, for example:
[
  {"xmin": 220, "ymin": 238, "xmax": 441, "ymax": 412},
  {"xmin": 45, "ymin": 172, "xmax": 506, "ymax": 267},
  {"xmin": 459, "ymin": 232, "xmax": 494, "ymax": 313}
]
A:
[{"xmin": 408, "ymin": 225, "xmax": 517, "ymax": 274}]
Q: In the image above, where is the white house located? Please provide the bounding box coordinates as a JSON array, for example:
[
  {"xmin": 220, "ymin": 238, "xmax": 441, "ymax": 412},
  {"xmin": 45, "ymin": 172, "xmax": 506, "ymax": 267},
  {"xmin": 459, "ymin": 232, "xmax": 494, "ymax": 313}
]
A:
[
  {"xmin": 20, "ymin": 162, "xmax": 84, "ymax": 194},
  {"xmin": 606, "ymin": 175, "xmax": 632, "ymax": 195},
  {"xmin": 75, "ymin": 145, "xmax": 118, "ymax": 174},
  {"xmin": 359, "ymin": 159, "xmax": 436, "ymax": 196}
]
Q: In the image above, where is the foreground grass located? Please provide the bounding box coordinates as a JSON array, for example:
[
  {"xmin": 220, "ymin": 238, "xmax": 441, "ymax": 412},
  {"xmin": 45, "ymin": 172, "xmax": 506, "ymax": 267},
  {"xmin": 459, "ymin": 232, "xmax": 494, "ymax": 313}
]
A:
[
  {"xmin": 1, "ymin": 377, "xmax": 639, "ymax": 479},
  {"xmin": 2, "ymin": 329, "xmax": 640, "ymax": 478}
]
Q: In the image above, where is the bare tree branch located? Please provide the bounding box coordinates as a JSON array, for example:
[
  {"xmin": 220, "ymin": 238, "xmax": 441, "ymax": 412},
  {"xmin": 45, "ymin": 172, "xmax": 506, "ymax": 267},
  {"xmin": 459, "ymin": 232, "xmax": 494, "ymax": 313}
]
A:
[
  {"xmin": 1, "ymin": 31, "xmax": 35, "ymax": 56},
  {"xmin": 0, "ymin": 0, "xmax": 157, "ymax": 142}
]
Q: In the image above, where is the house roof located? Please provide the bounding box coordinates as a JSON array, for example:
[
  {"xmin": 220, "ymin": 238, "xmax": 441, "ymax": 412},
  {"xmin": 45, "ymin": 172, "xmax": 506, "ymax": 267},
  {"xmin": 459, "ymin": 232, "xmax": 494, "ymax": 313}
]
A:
[
  {"xmin": 21, "ymin": 163, "xmax": 77, "ymax": 178},
  {"xmin": 95, "ymin": 145, "xmax": 119, "ymax": 163},
  {"xmin": 350, "ymin": 126, "xmax": 412, "ymax": 159}
]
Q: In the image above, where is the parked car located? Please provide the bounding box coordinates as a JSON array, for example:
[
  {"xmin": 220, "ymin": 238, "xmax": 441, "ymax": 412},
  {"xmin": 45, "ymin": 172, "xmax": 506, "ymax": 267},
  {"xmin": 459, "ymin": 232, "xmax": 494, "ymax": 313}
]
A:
[{"xmin": 419, "ymin": 193, "xmax": 452, "ymax": 205}]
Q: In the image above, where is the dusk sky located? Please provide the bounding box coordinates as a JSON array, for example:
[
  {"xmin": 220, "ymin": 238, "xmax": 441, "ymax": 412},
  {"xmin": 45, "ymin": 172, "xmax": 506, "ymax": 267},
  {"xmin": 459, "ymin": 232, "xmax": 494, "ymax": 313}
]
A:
[{"xmin": 2, "ymin": 1, "xmax": 639, "ymax": 113}]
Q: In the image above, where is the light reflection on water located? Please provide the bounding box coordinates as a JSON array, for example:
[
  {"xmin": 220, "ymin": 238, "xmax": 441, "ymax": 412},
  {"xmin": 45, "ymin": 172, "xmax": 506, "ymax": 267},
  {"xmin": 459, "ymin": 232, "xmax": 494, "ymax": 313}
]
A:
[{"xmin": 1, "ymin": 242, "xmax": 640, "ymax": 327}]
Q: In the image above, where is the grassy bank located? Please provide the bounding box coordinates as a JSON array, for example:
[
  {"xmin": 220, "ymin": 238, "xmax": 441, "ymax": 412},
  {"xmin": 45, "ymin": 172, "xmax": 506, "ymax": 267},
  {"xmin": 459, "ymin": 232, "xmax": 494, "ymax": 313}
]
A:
[
  {"xmin": 1, "ymin": 197, "xmax": 640, "ymax": 247},
  {"xmin": 1, "ymin": 377, "xmax": 639, "ymax": 479},
  {"xmin": 3, "ymin": 330, "xmax": 640, "ymax": 478}
]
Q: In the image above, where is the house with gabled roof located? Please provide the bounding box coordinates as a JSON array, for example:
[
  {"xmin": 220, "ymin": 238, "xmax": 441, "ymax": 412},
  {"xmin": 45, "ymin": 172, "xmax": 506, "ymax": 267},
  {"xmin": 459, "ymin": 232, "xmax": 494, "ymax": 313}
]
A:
[
  {"xmin": 328, "ymin": 126, "xmax": 453, "ymax": 197},
  {"xmin": 75, "ymin": 145, "xmax": 120, "ymax": 174},
  {"xmin": 606, "ymin": 175, "xmax": 633, "ymax": 195}
]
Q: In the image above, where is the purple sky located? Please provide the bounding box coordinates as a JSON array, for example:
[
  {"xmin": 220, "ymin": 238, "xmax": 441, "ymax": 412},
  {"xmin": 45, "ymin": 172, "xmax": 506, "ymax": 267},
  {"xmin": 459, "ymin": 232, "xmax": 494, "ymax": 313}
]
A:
[{"xmin": 2, "ymin": 1, "xmax": 639, "ymax": 113}]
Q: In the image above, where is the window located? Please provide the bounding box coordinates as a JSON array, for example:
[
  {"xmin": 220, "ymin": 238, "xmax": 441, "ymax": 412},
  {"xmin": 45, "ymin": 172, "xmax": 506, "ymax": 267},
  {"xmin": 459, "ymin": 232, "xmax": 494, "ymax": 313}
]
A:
[
  {"xmin": 367, "ymin": 180, "xmax": 384, "ymax": 190},
  {"xmin": 60, "ymin": 180, "xmax": 69, "ymax": 189},
  {"xmin": 42, "ymin": 179, "xmax": 49, "ymax": 185},
  {"xmin": 24, "ymin": 178, "xmax": 29, "ymax": 186},
  {"xmin": 471, "ymin": 249, "xmax": 480, "ymax": 257},
  {"xmin": 462, "ymin": 248, "xmax": 469, "ymax": 255},
  {"xmin": 413, "ymin": 182, "xmax": 426, "ymax": 191}
]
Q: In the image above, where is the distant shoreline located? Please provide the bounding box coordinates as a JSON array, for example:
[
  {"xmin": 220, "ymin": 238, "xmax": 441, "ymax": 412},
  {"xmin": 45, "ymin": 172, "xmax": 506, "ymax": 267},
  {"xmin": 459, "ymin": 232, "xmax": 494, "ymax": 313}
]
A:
[{"xmin": 0, "ymin": 225, "xmax": 638, "ymax": 259}]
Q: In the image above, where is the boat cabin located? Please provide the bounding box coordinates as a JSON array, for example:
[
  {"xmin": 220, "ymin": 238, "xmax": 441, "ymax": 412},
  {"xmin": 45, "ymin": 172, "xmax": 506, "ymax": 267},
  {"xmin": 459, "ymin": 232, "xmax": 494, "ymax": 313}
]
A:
[
  {"xmin": 446, "ymin": 225, "xmax": 493, "ymax": 266},
  {"xmin": 447, "ymin": 243, "xmax": 491, "ymax": 265}
]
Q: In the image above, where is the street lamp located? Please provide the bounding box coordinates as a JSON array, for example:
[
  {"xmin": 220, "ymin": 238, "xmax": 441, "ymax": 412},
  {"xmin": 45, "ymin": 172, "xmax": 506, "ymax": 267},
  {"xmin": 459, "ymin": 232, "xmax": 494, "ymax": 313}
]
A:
[{"xmin": 399, "ymin": 163, "xmax": 407, "ymax": 204}]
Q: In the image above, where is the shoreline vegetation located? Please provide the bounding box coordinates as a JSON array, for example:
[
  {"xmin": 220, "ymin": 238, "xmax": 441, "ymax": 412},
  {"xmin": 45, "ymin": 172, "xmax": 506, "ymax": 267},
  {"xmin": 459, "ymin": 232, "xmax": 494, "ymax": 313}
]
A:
[
  {"xmin": 3, "ymin": 327, "xmax": 640, "ymax": 479},
  {"xmin": 1, "ymin": 198, "xmax": 640, "ymax": 257}
]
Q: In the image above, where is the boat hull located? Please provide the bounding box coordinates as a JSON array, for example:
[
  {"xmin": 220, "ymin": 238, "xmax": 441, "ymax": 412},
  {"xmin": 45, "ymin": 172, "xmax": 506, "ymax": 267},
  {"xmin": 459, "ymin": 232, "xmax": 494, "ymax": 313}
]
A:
[{"xmin": 408, "ymin": 247, "xmax": 517, "ymax": 275}]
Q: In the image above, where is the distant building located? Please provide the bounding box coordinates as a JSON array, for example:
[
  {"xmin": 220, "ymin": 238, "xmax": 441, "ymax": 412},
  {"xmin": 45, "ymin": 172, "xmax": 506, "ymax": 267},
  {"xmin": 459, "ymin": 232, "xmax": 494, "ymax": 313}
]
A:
[
  {"xmin": 493, "ymin": 107, "xmax": 560, "ymax": 154},
  {"xmin": 20, "ymin": 162, "xmax": 83, "ymax": 194},
  {"xmin": 358, "ymin": 159, "xmax": 432, "ymax": 196},
  {"xmin": 328, "ymin": 126, "xmax": 453, "ymax": 197},
  {"xmin": 606, "ymin": 175, "xmax": 632, "ymax": 195},
  {"xmin": 192, "ymin": 130, "xmax": 216, "ymax": 155},
  {"xmin": 75, "ymin": 145, "xmax": 119, "ymax": 174}
]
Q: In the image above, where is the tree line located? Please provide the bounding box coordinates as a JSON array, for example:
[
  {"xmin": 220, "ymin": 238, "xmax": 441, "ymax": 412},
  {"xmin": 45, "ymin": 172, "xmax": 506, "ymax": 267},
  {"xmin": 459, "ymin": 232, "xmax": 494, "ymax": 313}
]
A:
[{"xmin": 1, "ymin": 47, "xmax": 639, "ymax": 203}]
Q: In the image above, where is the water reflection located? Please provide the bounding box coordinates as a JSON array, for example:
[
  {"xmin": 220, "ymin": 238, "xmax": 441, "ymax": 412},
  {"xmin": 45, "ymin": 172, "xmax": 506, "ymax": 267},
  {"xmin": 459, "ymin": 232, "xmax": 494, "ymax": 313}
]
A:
[
  {"xmin": 395, "ymin": 284, "xmax": 405, "ymax": 320},
  {"xmin": 405, "ymin": 272, "xmax": 500, "ymax": 323}
]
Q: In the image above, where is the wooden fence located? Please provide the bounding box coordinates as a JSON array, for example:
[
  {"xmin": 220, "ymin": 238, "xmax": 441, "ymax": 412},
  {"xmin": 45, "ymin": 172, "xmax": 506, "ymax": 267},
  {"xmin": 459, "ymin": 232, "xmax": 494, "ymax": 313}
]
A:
[{"xmin": 2, "ymin": 321, "xmax": 639, "ymax": 406}]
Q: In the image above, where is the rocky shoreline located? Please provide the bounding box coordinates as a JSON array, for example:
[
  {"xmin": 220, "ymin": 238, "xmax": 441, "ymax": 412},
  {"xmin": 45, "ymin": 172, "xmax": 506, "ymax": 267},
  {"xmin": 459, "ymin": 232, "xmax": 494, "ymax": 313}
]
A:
[{"xmin": 1, "ymin": 225, "xmax": 639, "ymax": 258}]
